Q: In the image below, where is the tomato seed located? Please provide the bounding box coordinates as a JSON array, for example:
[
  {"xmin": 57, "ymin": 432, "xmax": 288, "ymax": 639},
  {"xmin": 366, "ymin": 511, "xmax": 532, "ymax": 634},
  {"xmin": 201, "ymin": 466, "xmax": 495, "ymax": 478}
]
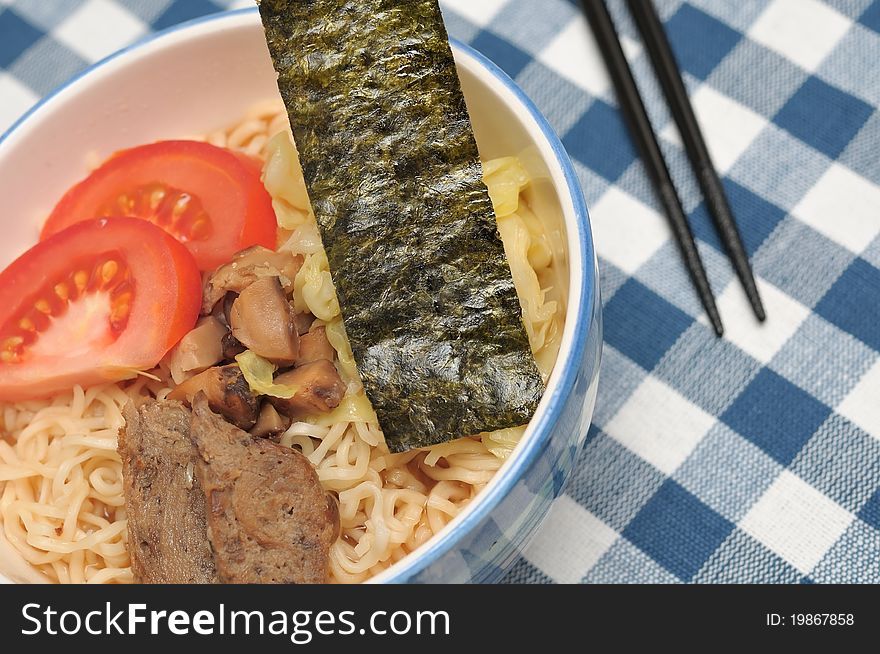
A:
[
  {"xmin": 54, "ymin": 283, "xmax": 69, "ymax": 301},
  {"xmin": 73, "ymin": 271, "xmax": 88, "ymax": 293},
  {"xmin": 149, "ymin": 188, "xmax": 166, "ymax": 211},
  {"xmin": 100, "ymin": 260, "xmax": 118, "ymax": 285}
]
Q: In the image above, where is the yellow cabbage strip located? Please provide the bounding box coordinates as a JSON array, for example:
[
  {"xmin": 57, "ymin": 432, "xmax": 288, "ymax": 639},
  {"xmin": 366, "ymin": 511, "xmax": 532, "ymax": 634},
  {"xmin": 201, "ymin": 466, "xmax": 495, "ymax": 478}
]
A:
[{"xmin": 235, "ymin": 350, "xmax": 299, "ymax": 399}]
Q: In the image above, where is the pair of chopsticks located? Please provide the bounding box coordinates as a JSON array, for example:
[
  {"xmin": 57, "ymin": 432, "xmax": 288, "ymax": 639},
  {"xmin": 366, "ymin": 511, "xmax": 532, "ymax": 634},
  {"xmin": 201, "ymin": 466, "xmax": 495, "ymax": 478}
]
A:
[{"xmin": 580, "ymin": 0, "xmax": 765, "ymax": 336}]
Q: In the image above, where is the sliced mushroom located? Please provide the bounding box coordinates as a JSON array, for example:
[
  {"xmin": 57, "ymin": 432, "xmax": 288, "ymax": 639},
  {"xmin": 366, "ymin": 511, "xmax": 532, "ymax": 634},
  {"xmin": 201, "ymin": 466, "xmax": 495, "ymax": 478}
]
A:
[
  {"xmin": 167, "ymin": 364, "xmax": 259, "ymax": 430},
  {"xmin": 229, "ymin": 277, "xmax": 300, "ymax": 365},
  {"xmin": 250, "ymin": 403, "xmax": 291, "ymax": 439},
  {"xmin": 296, "ymin": 326, "xmax": 335, "ymax": 367},
  {"xmin": 202, "ymin": 246, "xmax": 303, "ymax": 314},
  {"xmin": 292, "ymin": 310, "xmax": 315, "ymax": 336},
  {"xmin": 221, "ymin": 332, "xmax": 246, "ymax": 360},
  {"xmin": 269, "ymin": 360, "xmax": 346, "ymax": 418},
  {"xmin": 210, "ymin": 291, "xmax": 238, "ymax": 328},
  {"xmin": 165, "ymin": 316, "xmax": 228, "ymax": 384}
]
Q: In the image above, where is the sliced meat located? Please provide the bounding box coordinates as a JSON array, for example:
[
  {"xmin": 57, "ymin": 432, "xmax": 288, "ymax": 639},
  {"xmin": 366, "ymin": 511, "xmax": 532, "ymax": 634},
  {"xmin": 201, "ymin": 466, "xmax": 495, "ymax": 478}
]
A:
[
  {"xmin": 165, "ymin": 315, "xmax": 228, "ymax": 384},
  {"xmin": 189, "ymin": 396, "xmax": 339, "ymax": 584},
  {"xmin": 296, "ymin": 325, "xmax": 335, "ymax": 367},
  {"xmin": 250, "ymin": 402, "xmax": 291, "ymax": 439},
  {"xmin": 118, "ymin": 400, "xmax": 218, "ymax": 584},
  {"xmin": 269, "ymin": 360, "xmax": 345, "ymax": 418},
  {"xmin": 167, "ymin": 364, "xmax": 259, "ymax": 430},
  {"xmin": 229, "ymin": 276, "xmax": 299, "ymax": 365},
  {"xmin": 202, "ymin": 246, "xmax": 303, "ymax": 314}
]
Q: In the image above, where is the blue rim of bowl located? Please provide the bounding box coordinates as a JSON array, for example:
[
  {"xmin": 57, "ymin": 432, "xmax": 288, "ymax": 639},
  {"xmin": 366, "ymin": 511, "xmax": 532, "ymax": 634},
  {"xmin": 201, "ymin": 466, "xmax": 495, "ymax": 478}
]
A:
[{"xmin": 0, "ymin": 7, "xmax": 597, "ymax": 583}]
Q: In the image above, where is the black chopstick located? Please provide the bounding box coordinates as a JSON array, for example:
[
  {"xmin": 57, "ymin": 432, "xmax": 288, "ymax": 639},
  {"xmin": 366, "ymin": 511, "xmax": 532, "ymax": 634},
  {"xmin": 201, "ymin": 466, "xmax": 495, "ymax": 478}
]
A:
[
  {"xmin": 625, "ymin": 0, "xmax": 766, "ymax": 323},
  {"xmin": 579, "ymin": 0, "xmax": 724, "ymax": 336}
]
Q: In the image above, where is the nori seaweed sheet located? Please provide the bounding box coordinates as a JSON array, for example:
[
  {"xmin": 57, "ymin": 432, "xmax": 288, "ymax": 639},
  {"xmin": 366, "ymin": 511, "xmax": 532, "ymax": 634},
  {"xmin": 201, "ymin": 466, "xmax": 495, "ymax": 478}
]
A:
[{"xmin": 259, "ymin": 0, "xmax": 544, "ymax": 451}]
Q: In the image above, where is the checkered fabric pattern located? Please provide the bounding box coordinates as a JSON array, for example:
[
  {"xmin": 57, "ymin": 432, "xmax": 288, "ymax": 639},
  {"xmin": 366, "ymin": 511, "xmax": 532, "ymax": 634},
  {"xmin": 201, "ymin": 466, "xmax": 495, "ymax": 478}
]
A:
[{"xmin": 1, "ymin": 0, "xmax": 879, "ymax": 584}]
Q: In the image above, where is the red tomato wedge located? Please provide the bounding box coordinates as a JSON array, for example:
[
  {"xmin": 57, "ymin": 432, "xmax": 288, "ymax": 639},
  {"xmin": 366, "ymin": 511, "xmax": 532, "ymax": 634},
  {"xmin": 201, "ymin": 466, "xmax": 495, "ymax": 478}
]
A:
[
  {"xmin": 41, "ymin": 141, "xmax": 278, "ymax": 270},
  {"xmin": 0, "ymin": 218, "xmax": 202, "ymax": 401}
]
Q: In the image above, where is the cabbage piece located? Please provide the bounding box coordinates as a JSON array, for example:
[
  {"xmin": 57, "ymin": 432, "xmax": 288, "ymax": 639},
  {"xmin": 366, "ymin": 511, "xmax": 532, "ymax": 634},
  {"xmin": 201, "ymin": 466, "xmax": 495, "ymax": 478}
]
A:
[
  {"xmin": 235, "ymin": 350, "xmax": 299, "ymax": 399},
  {"xmin": 322, "ymin": 317, "xmax": 360, "ymax": 387},
  {"xmin": 272, "ymin": 198, "xmax": 310, "ymax": 231},
  {"xmin": 313, "ymin": 392, "xmax": 379, "ymax": 427},
  {"xmin": 281, "ymin": 220, "xmax": 324, "ymax": 256},
  {"xmin": 481, "ymin": 425, "xmax": 526, "ymax": 460},
  {"xmin": 293, "ymin": 250, "xmax": 340, "ymax": 321},
  {"xmin": 263, "ymin": 131, "xmax": 312, "ymax": 212},
  {"xmin": 484, "ymin": 156, "xmax": 530, "ymax": 218}
]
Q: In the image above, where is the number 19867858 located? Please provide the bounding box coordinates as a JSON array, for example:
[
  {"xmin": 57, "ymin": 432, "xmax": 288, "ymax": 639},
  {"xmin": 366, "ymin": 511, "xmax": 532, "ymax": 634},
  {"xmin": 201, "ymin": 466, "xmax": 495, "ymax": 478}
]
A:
[{"xmin": 766, "ymin": 613, "xmax": 854, "ymax": 626}]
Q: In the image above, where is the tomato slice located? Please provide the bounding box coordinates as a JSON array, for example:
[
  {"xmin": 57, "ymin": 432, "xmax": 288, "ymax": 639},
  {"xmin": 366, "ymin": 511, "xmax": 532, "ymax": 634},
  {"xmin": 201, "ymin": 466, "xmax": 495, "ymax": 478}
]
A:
[
  {"xmin": 41, "ymin": 141, "xmax": 278, "ymax": 270},
  {"xmin": 0, "ymin": 218, "xmax": 201, "ymax": 401}
]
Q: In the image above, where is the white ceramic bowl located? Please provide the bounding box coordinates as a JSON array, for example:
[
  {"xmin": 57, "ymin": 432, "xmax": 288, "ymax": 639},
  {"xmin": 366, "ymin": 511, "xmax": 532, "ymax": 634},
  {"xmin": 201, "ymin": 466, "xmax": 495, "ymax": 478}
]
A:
[{"xmin": 0, "ymin": 8, "xmax": 601, "ymax": 584}]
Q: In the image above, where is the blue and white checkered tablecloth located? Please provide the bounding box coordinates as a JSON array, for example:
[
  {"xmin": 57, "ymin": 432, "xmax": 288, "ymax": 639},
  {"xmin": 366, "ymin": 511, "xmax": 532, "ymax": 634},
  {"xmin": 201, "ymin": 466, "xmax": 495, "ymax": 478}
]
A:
[{"xmin": 1, "ymin": 0, "xmax": 879, "ymax": 584}]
